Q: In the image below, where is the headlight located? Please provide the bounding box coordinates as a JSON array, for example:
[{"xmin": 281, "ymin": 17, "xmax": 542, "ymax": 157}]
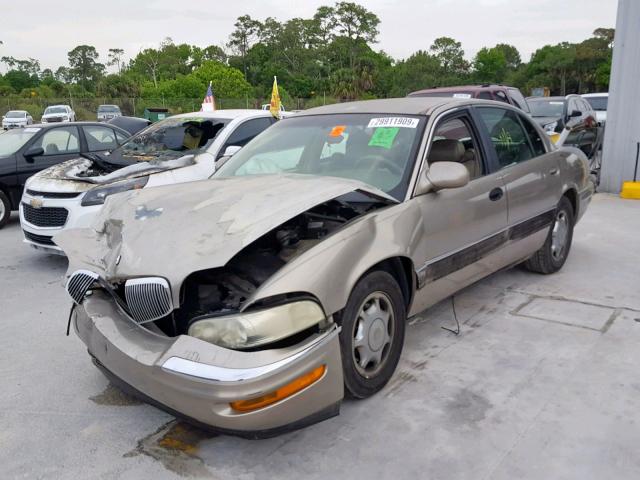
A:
[
  {"xmin": 41, "ymin": 118, "xmax": 47, "ymax": 123},
  {"xmin": 544, "ymin": 121, "xmax": 558, "ymax": 133},
  {"xmin": 188, "ymin": 300, "xmax": 326, "ymax": 349},
  {"xmin": 81, "ymin": 176, "xmax": 149, "ymax": 206}
]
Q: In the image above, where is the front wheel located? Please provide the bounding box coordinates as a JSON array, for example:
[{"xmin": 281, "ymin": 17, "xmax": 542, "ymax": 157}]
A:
[
  {"xmin": 525, "ymin": 196, "xmax": 574, "ymax": 274},
  {"xmin": 338, "ymin": 270, "xmax": 406, "ymax": 399}
]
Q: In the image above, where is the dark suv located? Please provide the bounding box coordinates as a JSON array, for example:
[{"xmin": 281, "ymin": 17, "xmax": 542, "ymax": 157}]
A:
[{"xmin": 408, "ymin": 84, "xmax": 531, "ymax": 113}]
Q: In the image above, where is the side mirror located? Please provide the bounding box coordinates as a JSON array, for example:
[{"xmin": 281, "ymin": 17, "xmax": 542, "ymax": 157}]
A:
[
  {"xmin": 24, "ymin": 146, "xmax": 44, "ymax": 160},
  {"xmin": 569, "ymin": 110, "xmax": 581, "ymax": 118},
  {"xmin": 222, "ymin": 145, "xmax": 242, "ymax": 157},
  {"xmin": 415, "ymin": 162, "xmax": 470, "ymax": 195}
]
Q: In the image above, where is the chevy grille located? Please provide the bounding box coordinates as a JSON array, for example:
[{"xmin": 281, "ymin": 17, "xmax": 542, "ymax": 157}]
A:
[
  {"xmin": 26, "ymin": 189, "xmax": 81, "ymax": 199},
  {"xmin": 125, "ymin": 277, "xmax": 173, "ymax": 324},
  {"xmin": 23, "ymin": 230, "xmax": 55, "ymax": 246},
  {"xmin": 22, "ymin": 203, "xmax": 68, "ymax": 227},
  {"xmin": 66, "ymin": 270, "xmax": 99, "ymax": 304}
]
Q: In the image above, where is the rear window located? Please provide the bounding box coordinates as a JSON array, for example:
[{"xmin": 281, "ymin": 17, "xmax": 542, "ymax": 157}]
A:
[{"xmin": 584, "ymin": 97, "xmax": 608, "ymax": 111}]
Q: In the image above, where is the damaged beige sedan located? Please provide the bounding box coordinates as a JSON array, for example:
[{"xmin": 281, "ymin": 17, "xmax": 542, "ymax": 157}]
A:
[{"xmin": 58, "ymin": 98, "xmax": 594, "ymax": 437}]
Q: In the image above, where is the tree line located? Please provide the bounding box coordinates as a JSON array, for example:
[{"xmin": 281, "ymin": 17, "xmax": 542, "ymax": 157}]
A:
[{"xmin": 0, "ymin": 2, "xmax": 614, "ymax": 108}]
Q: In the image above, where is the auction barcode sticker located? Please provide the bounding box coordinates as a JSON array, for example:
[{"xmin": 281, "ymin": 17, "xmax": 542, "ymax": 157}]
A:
[{"xmin": 367, "ymin": 117, "xmax": 419, "ymax": 129}]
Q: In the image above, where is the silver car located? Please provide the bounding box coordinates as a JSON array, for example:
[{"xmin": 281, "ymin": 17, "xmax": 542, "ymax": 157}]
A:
[
  {"xmin": 97, "ymin": 104, "xmax": 122, "ymax": 122},
  {"xmin": 2, "ymin": 110, "xmax": 33, "ymax": 129},
  {"xmin": 57, "ymin": 97, "xmax": 594, "ymax": 437}
]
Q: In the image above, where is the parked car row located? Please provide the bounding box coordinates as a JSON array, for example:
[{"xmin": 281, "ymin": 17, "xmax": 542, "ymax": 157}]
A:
[
  {"xmin": 1, "ymin": 97, "xmax": 590, "ymax": 437},
  {"xmin": 1, "ymin": 104, "xmax": 128, "ymax": 128}
]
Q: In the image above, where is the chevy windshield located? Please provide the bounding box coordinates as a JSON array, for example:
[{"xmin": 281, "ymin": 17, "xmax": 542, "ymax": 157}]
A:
[
  {"xmin": 215, "ymin": 113, "xmax": 426, "ymax": 200},
  {"xmin": 116, "ymin": 117, "xmax": 230, "ymax": 161}
]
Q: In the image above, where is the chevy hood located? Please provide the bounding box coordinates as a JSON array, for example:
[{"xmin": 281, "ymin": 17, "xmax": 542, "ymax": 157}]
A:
[
  {"xmin": 27, "ymin": 155, "xmax": 196, "ymax": 192},
  {"xmin": 56, "ymin": 174, "xmax": 395, "ymax": 302}
]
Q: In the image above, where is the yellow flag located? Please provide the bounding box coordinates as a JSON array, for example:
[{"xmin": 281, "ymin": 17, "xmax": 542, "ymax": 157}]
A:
[{"xmin": 269, "ymin": 76, "xmax": 281, "ymax": 119}]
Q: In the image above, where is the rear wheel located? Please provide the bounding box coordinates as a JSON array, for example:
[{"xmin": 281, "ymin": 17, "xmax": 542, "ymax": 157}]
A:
[
  {"xmin": 0, "ymin": 191, "xmax": 11, "ymax": 229},
  {"xmin": 338, "ymin": 270, "xmax": 406, "ymax": 399},
  {"xmin": 525, "ymin": 196, "xmax": 574, "ymax": 274}
]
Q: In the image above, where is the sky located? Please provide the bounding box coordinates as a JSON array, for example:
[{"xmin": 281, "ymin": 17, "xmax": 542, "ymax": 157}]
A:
[{"xmin": 0, "ymin": 0, "xmax": 618, "ymax": 72}]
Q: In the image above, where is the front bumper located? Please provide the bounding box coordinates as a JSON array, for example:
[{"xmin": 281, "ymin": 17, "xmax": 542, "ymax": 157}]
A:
[
  {"xmin": 19, "ymin": 191, "xmax": 100, "ymax": 255},
  {"xmin": 74, "ymin": 291, "xmax": 344, "ymax": 437},
  {"xmin": 2, "ymin": 122, "xmax": 26, "ymax": 129}
]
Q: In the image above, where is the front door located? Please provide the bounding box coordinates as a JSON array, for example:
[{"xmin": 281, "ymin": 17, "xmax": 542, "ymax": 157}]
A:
[
  {"xmin": 410, "ymin": 110, "xmax": 508, "ymax": 314},
  {"xmin": 17, "ymin": 125, "xmax": 82, "ymax": 190}
]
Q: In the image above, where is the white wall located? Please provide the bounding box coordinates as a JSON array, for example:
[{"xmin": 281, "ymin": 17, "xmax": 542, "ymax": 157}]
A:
[{"xmin": 600, "ymin": 0, "xmax": 640, "ymax": 193}]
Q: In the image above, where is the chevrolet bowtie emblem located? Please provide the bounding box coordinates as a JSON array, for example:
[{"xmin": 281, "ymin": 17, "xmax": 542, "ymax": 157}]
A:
[{"xmin": 30, "ymin": 198, "xmax": 44, "ymax": 209}]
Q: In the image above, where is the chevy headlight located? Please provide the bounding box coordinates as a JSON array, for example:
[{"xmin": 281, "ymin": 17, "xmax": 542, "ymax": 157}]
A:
[
  {"xmin": 544, "ymin": 121, "xmax": 558, "ymax": 134},
  {"xmin": 188, "ymin": 300, "xmax": 326, "ymax": 350},
  {"xmin": 81, "ymin": 176, "xmax": 149, "ymax": 206}
]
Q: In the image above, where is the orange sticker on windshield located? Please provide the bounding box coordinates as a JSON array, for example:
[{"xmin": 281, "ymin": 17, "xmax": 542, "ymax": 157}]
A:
[{"xmin": 329, "ymin": 125, "xmax": 346, "ymax": 137}]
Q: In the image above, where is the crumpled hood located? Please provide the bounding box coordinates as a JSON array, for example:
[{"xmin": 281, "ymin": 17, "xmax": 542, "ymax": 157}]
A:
[
  {"xmin": 56, "ymin": 174, "xmax": 395, "ymax": 302},
  {"xmin": 28, "ymin": 155, "xmax": 196, "ymax": 192}
]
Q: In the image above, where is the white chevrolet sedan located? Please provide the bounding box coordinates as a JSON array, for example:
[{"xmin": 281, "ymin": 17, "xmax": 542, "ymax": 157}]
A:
[{"xmin": 20, "ymin": 109, "xmax": 283, "ymax": 254}]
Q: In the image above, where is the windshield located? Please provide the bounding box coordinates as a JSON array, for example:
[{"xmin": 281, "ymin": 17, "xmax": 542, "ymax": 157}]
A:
[
  {"xmin": 528, "ymin": 99, "xmax": 565, "ymax": 117},
  {"xmin": 5, "ymin": 111, "xmax": 26, "ymax": 118},
  {"xmin": 44, "ymin": 107, "xmax": 67, "ymax": 115},
  {"xmin": 585, "ymin": 96, "xmax": 608, "ymax": 111},
  {"xmin": 98, "ymin": 105, "xmax": 120, "ymax": 113},
  {"xmin": 215, "ymin": 113, "xmax": 426, "ymax": 201},
  {"xmin": 117, "ymin": 116, "xmax": 229, "ymax": 161},
  {"xmin": 0, "ymin": 128, "xmax": 39, "ymax": 156}
]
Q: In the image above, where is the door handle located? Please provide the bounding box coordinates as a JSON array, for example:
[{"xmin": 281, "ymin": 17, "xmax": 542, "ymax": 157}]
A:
[
  {"xmin": 549, "ymin": 168, "xmax": 559, "ymax": 175},
  {"xmin": 489, "ymin": 187, "xmax": 504, "ymax": 201}
]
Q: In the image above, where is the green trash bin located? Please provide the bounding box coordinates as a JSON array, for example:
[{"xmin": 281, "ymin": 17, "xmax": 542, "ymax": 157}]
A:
[{"xmin": 143, "ymin": 108, "xmax": 170, "ymax": 123}]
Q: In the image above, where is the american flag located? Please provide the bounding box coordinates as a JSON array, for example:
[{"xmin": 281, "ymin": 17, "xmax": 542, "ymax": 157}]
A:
[{"xmin": 202, "ymin": 81, "xmax": 215, "ymax": 111}]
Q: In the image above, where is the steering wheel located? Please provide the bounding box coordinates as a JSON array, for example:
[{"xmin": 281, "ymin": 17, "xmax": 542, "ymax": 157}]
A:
[{"xmin": 365, "ymin": 156, "xmax": 404, "ymax": 176}]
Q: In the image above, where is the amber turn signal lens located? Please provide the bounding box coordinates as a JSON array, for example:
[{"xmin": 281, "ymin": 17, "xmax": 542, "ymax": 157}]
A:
[{"xmin": 230, "ymin": 364, "xmax": 326, "ymax": 413}]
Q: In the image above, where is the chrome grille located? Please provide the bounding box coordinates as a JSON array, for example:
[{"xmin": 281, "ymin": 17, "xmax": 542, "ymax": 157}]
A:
[
  {"xmin": 26, "ymin": 189, "xmax": 81, "ymax": 199},
  {"xmin": 125, "ymin": 277, "xmax": 173, "ymax": 324},
  {"xmin": 66, "ymin": 270, "xmax": 99, "ymax": 304},
  {"xmin": 22, "ymin": 203, "xmax": 68, "ymax": 227}
]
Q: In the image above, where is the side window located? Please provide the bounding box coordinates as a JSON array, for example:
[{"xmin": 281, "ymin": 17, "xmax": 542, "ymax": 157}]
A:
[
  {"xmin": 519, "ymin": 114, "xmax": 547, "ymax": 156},
  {"xmin": 478, "ymin": 91, "xmax": 493, "ymax": 100},
  {"xmin": 429, "ymin": 116, "xmax": 484, "ymax": 180},
  {"xmin": 477, "ymin": 107, "xmax": 534, "ymax": 168},
  {"xmin": 224, "ymin": 118, "xmax": 273, "ymax": 150},
  {"xmin": 115, "ymin": 130, "xmax": 129, "ymax": 144},
  {"xmin": 82, "ymin": 125, "xmax": 118, "ymax": 151},
  {"xmin": 32, "ymin": 126, "xmax": 80, "ymax": 155},
  {"xmin": 494, "ymin": 91, "xmax": 509, "ymax": 103}
]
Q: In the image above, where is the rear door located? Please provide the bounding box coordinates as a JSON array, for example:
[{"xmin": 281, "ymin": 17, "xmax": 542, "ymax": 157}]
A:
[
  {"xmin": 474, "ymin": 105, "xmax": 561, "ymax": 227},
  {"xmin": 17, "ymin": 125, "xmax": 81, "ymax": 189},
  {"xmin": 81, "ymin": 125, "xmax": 122, "ymax": 153}
]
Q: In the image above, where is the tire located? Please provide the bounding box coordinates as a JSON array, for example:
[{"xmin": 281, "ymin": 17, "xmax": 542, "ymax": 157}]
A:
[
  {"xmin": 337, "ymin": 270, "xmax": 406, "ymax": 399},
  {"xmin": 525, "ymin": 196, "xmax": 574, "ymax": 274},
  {"xmin": 0, "ymin": 190, "xmax": 11, "ymax": 229}
]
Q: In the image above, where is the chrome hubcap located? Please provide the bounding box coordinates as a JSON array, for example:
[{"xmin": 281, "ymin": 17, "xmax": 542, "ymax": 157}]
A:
[
  {"xmin": 0, "ymin": 199, "xmax": 5, "ymax": 219},
  {"xmin": 551, "ymin": 211, "xmax": 569, "ymax": 261},
  {"xmin": 352, "ymin": 292, "xmax": 394, "ymax": 377}
]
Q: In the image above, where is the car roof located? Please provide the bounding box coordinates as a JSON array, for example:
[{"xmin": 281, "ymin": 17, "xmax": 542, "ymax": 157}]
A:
[
  {"xmin": 582, "ymin": 93, "xmax": 608, "ymax": 98},
  {"xmin": 171, "ymin": 109, "xmax": 270, "ymax": 120},
  {"xmin": 6, "ymin": 110, "xmax": 28, "ymax": 113},
  {"xmin": 28, "ymin": 121, "xmax": 130, "ymax": 134},
  {"xmin": 409, "ymin": 84, "xmax": 515, "ymax": 95},
  {"xmin": 44, "ymin": 105, "xmax": 71, "ymax": 108},
  {"xmin": 527, "ymin": 96, "xmax": 566, "ymax": 102},
  {"xmin": 297, "ymin": 97, "xmax": 494, "ymax": 116}
]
